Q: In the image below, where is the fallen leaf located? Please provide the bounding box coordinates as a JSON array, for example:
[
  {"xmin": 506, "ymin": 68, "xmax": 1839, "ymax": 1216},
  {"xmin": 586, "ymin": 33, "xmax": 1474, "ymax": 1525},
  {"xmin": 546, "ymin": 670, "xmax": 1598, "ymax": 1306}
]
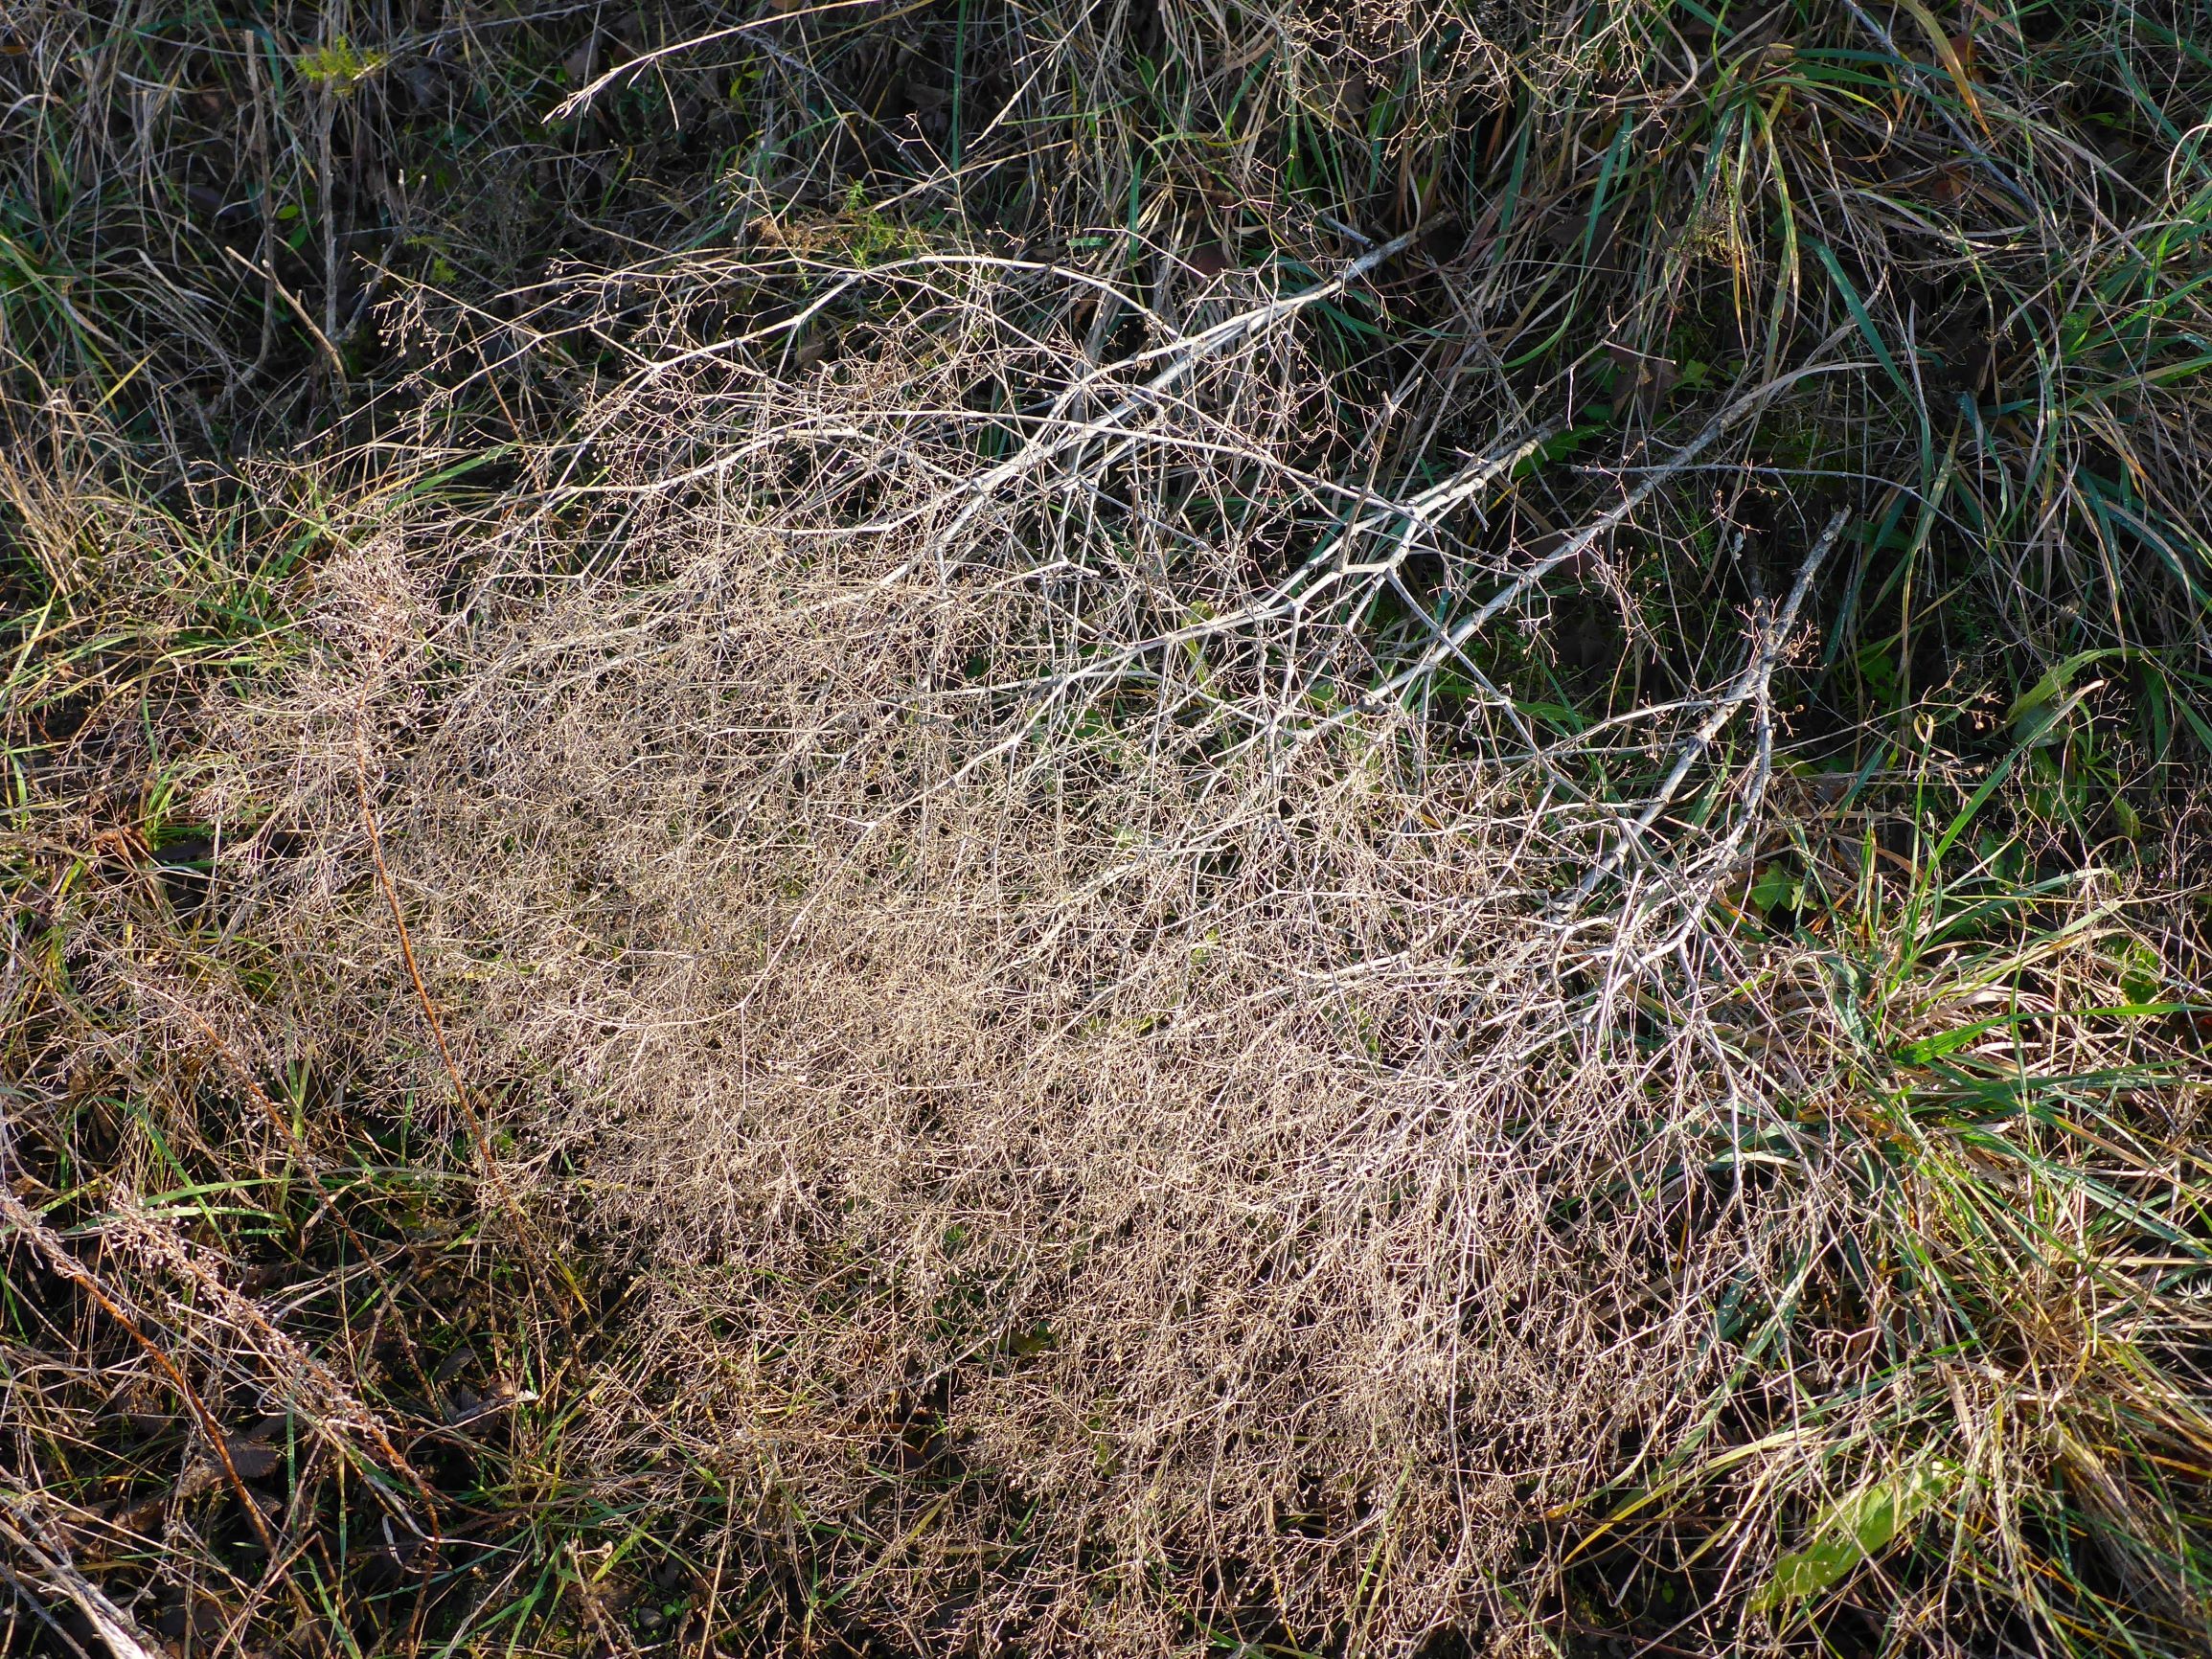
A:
[
  {"xmin": 1183, "ymin": 243, "xmax": 1236, "ymax": 281},
  {"xmin": 221, "ymin": 1432, "xmax": 282, "ymax": 1482}
]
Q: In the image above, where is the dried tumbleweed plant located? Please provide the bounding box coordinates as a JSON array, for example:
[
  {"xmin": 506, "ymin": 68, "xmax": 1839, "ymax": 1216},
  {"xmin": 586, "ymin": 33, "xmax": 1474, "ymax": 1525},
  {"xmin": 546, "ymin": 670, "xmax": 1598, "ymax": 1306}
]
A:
[{"xmin": 202, "ymin": 250, "xmax": 1929, "ymax": 1651}]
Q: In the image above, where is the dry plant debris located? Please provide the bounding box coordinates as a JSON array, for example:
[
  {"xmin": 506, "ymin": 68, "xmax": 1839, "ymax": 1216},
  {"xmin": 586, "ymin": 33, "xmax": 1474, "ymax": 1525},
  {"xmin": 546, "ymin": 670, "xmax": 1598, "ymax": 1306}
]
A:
[{"xmin": 4, "ymin": 3, "xmax": 2210, "ymax": 1655}]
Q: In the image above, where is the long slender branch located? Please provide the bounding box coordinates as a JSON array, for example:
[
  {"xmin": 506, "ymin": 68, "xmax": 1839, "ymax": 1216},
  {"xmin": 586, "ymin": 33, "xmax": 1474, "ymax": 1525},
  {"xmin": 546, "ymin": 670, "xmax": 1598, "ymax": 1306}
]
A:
[
  {"xmin": 1573, "ymin": 507, "xmax": 1851, "ymax": 899},
  {"xmin": 1374, "ymin": 348, "xmax": 1855, "ymax": 707}
]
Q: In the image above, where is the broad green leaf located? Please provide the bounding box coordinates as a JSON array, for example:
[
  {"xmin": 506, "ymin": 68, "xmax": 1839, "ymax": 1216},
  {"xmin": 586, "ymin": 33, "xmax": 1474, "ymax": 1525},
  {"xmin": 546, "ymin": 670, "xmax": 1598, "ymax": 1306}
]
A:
[
  {"xmin": 2117, "ymin": 941, "xmax": 2164, "ymax": 1008},
  {"xmin": 2004, "ymin": 648, "xmax": 2125, "ymax": 729},
  {"xmin": 1751, "ymin": 1457, "xmax": 1959, "ymax": 1615},
  {"xmin": 1747, "ymin": 865, "xmax": 1800, "ymax": 915},
  {"xmin": 1896, "ymin": 1020, "xmax": 1998, "ymax": 1065}
]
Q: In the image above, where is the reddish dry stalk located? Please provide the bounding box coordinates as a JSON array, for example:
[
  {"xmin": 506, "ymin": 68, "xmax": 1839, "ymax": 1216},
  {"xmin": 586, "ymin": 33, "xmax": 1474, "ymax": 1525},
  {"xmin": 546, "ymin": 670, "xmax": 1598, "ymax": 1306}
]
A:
[{"xmin": 353, "ymin": 700, "xmax": 585, "ymax": 1313}]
